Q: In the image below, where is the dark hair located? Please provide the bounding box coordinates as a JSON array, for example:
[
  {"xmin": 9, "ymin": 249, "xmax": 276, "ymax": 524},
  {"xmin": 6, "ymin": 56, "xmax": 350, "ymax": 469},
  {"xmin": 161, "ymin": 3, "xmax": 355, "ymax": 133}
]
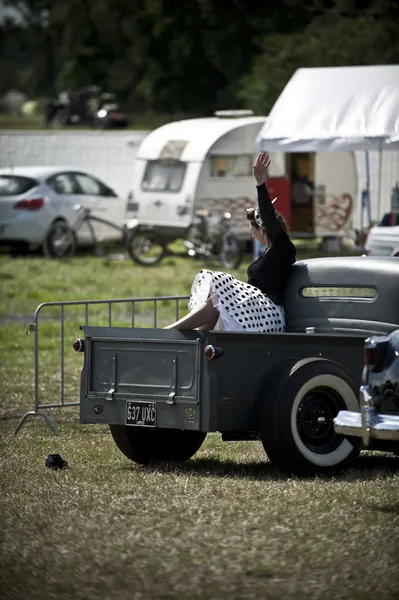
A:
[{"xmin": 246, "ymin": 208, "xmax": 288, "ymax": 233}]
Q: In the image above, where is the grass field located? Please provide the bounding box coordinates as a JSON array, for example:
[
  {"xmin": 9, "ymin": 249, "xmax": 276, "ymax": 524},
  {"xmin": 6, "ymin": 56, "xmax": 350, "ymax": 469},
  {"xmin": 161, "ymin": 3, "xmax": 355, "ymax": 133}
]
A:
[
  {"xmin": 1, "ymin": 249, "xmax": 398, "ymax": 600},
  {"xmin": 0, "ymin": 112, "xmax": 192, "ymax": 131}
]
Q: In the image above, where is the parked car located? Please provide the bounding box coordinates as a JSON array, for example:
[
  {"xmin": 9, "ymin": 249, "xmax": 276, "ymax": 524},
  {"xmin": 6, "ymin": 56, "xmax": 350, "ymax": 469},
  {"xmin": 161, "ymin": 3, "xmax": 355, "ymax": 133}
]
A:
[
  {"xmin": 364, "ymin": 218, "xmax": 399, "ymax": 257},
  {"xmin": 0, "ymin": 166, "xmax": 127, "ymax": 257},
  {"xmin": 334, "ymin": 328, "xmax": 399, "ymax": 453}
]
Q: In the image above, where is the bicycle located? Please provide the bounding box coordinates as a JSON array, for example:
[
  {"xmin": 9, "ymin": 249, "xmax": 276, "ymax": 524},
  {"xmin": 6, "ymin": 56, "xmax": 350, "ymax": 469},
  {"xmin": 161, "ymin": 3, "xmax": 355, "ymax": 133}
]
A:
[{"xmin": 43, "ymin": 205, "xmax": 133, "ymax": 259}]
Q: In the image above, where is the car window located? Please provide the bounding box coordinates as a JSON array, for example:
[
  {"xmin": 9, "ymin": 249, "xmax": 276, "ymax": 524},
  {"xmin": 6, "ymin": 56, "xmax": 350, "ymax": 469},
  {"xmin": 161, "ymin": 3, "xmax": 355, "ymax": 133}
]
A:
[
  {"xmin": 141, "ymin": 160, "xmax": 186, "ymax": 192},
  {"xmin": 47, "ymin": 173, "xmax": 79, "ymax": 195},
  {"xmin": 74, "ymin": 173, "xmax": 103, "ymax": 195},
  {"xmin": 0, "ymin": 175, "xmax": 38, "ymax": 196},
  {"xmin": 73, "ymin": 173, "xmax": 116, "ymax": 197}
]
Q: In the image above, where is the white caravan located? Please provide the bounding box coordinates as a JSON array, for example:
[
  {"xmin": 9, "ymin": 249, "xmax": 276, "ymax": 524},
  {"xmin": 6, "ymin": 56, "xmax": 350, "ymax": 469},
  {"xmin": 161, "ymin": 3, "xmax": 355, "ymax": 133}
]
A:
[{"xmin": 130, "ymin": 111, "xmax": 267, "ymax": 241}]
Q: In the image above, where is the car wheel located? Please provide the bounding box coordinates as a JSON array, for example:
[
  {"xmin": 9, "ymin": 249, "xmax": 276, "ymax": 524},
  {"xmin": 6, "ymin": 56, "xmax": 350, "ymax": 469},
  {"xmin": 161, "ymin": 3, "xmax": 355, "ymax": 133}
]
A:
[
  {"xmin": 109, "ymin": 425, "xmax": 207, "ymax": 464},
  {"xmin": 259, "ymin": 358, "xmax": 360, "ymax": 476},
  {"xmin": 42, "ymin": 219, "xmax": 77, "ymax": 259}
]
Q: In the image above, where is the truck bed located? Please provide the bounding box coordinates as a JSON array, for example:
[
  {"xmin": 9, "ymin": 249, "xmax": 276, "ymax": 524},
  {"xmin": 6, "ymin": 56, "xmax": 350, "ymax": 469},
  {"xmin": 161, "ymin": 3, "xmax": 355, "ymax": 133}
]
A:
[{"xmin": 80, "ymin": 326, "xmax": 366, "ymax": 433}]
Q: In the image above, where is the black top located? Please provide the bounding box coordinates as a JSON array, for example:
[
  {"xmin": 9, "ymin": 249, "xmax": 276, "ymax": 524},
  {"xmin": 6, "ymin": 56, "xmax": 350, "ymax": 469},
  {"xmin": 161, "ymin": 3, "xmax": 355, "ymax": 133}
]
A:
[{"xmin": 247, "ymin": 183, "xmax": 296, "ymax": 304}]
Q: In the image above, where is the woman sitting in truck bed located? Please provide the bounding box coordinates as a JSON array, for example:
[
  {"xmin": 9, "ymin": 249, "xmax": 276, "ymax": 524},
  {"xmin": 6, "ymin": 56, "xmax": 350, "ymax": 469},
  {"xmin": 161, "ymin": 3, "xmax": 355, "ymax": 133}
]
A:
[{"xmin": 164, "ymin": 152, "xmax": 296, "ymax": 332}]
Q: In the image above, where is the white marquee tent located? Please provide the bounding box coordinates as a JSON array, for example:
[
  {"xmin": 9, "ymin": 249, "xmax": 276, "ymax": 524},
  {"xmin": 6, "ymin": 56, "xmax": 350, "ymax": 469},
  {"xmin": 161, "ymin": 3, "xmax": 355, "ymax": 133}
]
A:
[
  {"xmin": 257, "ymin": 65, "xmax": 399, "ymax": 153},
  {"xmin": 257, "ymin": 65, "xmax": 399, "ymax": 222}
]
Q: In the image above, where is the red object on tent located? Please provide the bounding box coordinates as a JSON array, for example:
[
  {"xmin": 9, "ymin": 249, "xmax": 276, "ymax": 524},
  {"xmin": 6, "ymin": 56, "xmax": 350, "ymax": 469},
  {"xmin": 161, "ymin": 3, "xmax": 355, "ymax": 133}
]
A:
[{"xmin": 267, "ymin": 177, "xmax": 292, "ymax": 230}]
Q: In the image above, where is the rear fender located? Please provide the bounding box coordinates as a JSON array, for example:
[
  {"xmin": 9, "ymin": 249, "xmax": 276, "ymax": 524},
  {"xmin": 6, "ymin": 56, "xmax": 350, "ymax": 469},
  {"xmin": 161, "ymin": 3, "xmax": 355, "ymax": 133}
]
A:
[{"xmin": 250, "ymin": 357, "xmax": 343, "ymax": 425}]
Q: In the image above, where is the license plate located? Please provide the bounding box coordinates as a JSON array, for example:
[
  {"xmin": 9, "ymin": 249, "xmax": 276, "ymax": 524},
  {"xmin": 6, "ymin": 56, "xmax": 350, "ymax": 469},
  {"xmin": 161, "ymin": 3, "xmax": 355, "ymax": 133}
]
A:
[{"xmin": 125, "ymin": 401, "xmax": 156, "ymax": 427}]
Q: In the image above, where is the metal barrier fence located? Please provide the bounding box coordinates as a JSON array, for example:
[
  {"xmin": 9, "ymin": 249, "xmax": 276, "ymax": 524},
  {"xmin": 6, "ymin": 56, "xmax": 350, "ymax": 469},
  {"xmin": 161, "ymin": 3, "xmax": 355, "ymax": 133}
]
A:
[{"xmin": 15, "ymin": 295, "xmax": 189, "ymax": 435}]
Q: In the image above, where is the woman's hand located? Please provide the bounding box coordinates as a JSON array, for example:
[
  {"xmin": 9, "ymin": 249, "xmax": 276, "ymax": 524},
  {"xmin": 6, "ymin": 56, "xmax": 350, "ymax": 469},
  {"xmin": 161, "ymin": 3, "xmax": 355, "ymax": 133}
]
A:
[{"xmin": 253, "ymin": 152, "xmax": 270, "ymax": 186}]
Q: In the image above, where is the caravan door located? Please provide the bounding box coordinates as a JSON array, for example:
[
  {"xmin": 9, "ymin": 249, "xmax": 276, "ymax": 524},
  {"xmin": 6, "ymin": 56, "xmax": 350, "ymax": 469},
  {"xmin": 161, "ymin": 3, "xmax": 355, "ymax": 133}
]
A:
[
  {"xmin": 135, "ymin": 157, "xmax": 196, "ymax": 233},
  {"xmin": 314, "ymin": 152, "xmax": 357, "ymax": 237}
]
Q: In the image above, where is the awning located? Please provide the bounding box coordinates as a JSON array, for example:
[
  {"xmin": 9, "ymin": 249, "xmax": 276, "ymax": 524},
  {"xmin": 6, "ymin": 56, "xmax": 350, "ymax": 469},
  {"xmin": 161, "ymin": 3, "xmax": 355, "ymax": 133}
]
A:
[{"xmin": 257, "ymin": 65, "xmax": 399, "ymax": 152}]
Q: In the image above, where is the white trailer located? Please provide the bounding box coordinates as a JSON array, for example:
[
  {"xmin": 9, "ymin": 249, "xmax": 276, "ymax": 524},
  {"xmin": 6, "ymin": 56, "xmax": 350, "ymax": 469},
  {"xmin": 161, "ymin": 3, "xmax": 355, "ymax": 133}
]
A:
[{"xmin": 130, "ymin": 111, "xmax": 267, "ymax": 241}]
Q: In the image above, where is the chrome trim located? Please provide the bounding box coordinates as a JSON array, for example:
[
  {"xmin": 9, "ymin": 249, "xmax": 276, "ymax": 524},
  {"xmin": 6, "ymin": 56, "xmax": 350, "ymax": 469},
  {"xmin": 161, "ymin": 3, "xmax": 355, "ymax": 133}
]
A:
[
  {"xmin": 360, "ymin": 385, "xmax": 375, "ymax": 446},
  {"xmin": 334, "ymin": 409, "xmax": 399, "ymax": 444}
]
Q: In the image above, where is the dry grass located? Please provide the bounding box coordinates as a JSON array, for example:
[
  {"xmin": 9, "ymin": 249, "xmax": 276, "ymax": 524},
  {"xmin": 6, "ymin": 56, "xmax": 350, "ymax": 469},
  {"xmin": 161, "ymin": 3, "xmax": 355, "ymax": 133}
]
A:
[{"xmin": 1, "ymin": 252, "xmax": 398, "ymax": 600}]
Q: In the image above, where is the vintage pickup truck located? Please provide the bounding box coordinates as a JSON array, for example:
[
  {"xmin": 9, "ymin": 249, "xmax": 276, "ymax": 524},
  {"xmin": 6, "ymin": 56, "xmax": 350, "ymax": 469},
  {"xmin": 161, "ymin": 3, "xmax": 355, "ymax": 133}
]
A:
[{"xmin": 76, "ymin": 256, "xmax": 399, "ymax": 475}]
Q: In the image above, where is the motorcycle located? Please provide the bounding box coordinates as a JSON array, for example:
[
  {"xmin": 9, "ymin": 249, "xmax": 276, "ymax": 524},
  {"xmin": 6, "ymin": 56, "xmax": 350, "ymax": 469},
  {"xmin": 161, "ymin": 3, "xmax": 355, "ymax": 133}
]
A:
[
  {"xmin": 183, "ymin": 210, "xmax": 243, "ymax": 269},
  {"xmin": 127, "ymin": 210, "xmax": 243, "ymax": 269},
  {"xmin": 45, "ymin": 88, "xmax": 129, "ymax": 129}
]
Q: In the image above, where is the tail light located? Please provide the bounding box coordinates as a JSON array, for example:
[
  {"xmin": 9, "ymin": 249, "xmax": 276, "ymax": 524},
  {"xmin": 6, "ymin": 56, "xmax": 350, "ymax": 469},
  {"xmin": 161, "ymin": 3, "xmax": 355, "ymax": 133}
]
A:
[
  {"xmin": 73, "ymin": 338, "xmax": 85, "ymax": 353},
  {"xmin": 364, "ymin": 336, "xmax": 393, "ymax": 372},
  {"xmin": 14, "ymin": 198, "xmax": 45, "ymax": 211},
  {"xmin": 204, "ymin": 345, "xmax": 224, "ymax": 360}
]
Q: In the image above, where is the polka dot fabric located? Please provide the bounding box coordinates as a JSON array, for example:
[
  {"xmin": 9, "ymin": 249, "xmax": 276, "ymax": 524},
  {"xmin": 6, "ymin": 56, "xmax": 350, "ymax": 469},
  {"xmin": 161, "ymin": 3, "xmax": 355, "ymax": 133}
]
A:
[{"xmin": 188, "ymin": 270, "xmax": 285, "ymax": 333}]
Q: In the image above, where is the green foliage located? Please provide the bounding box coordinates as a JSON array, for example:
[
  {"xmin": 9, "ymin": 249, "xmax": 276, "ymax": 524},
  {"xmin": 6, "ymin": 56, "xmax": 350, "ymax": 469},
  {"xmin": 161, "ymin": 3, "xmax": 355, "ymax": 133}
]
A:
[
  {"xmin": 239, "ymin": 4, "xmax": 399, "ymax": 113},
  {"xmin": 1, "ymin": 0, "xmax": 398, "ymax": 116}
]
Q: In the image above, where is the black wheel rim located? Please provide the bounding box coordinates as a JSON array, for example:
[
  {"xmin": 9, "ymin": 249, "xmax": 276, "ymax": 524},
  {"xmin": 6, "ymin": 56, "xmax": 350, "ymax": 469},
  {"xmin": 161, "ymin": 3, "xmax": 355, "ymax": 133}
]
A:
[
  {"xmin": 296, "ymin": 386, "xmax": 346, "ymax": 454},
  {"xmin": 131, "ymin": 233, "xmax": 164, "ymax": 264}
]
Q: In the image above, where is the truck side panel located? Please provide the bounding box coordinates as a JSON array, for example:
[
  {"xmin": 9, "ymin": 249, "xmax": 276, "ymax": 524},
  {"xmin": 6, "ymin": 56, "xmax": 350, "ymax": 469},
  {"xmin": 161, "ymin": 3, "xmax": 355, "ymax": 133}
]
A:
[{"xmin": 205, "ymin": 332, "xmax": 366, "ymax": 431}]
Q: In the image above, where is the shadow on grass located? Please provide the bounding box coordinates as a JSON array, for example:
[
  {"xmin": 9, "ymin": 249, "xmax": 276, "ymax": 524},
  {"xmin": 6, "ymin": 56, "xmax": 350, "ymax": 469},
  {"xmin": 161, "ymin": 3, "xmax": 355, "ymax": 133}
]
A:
[
  {"xmin": 365, "ymin": 501, "xmax": 399, "ymax": 514},
  {"xmin": 124, "ymin": 457, "xmax": 287, "ymax": 481},
  {"xmin": 120, "ymin": 452, "xmax": 399, "ymax": 482},
  {"xmin": 335, "ymin": 452, "xmax": 399, "ymax": 480}
]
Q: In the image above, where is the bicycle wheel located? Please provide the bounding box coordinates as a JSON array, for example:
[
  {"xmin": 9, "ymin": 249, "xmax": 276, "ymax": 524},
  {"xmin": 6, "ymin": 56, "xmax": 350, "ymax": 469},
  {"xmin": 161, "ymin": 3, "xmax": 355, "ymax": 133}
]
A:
[
  {"xmin": 42, "ymin": 219, "xmax": 77, "ymax": 259},
  {"xmin": 220, "ymin": 234, "xmax": 243, "ymax": 269},
  {"xmin": 127, "ymin": 230, "xmax": 166, "ymax": 265}
]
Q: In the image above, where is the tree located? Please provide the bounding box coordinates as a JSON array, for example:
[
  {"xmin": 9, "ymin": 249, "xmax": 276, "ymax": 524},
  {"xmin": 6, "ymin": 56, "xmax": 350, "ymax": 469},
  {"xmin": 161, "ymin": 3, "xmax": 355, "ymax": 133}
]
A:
[
  {"xmin": 239, "ymin": 0, "xmax": 399, "ymax": 113},
  {"xmin": 1, "ymin": 0, "xmax": 398, "ymax": 117}
]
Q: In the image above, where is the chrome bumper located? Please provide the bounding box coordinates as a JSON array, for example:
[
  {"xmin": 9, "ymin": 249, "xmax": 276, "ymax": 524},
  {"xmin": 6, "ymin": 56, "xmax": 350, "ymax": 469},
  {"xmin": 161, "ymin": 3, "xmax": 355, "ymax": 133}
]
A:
[{"xmin": 334, "ymin": 386, "xmax": 399, "ymax": 446}]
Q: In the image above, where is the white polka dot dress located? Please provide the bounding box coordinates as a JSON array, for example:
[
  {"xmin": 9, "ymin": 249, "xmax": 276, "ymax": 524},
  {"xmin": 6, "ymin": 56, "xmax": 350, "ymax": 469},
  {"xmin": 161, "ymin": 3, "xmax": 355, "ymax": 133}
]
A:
[{"xmin": 188, "ymin": 270, "xmax": 285, "ymax": 332}]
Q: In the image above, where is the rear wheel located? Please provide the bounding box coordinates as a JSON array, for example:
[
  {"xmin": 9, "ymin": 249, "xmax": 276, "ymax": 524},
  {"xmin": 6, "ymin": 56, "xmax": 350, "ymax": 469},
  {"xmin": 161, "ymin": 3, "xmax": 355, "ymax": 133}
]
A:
[
  {"xmin": 220, "ymin": 234, "xmax": 243, "ymax": 269},
  {"xmin": 127, "ymin": 230, "xmax": 166, "ymax": 265},
  {"xmin": 110, "ymin": 425, "xmax": 207, "ymax": 464},
  {"xmin": 259, "ymin": 358, "xmax": 360, "ymax": 475},
  {"xmin": 42, "ymin": 219, "xmax": 77, "ymax": 258}
]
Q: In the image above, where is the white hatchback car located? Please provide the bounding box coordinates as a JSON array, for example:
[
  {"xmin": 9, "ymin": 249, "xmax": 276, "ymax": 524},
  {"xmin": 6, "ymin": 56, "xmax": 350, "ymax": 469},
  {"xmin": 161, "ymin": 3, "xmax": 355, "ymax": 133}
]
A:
[{"xmin": 0, "ymin": 166, "xmax": 127, "ymax": 256}]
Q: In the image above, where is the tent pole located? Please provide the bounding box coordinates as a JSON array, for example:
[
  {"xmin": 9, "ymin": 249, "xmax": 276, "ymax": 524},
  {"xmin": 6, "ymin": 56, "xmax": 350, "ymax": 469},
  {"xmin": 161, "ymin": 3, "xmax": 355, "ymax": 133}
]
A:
[
  {"xmin": 377, "ymin": 147, "xmax": 383, "ymax": 224},
  {"xmin": 361, "ymin": 150, "xmax": 371, "ymax": 231}
]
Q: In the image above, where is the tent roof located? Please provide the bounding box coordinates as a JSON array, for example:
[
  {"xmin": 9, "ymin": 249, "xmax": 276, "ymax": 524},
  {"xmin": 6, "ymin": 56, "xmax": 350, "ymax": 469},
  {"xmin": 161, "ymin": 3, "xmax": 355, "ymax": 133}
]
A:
[{"xmin": 257, "ymin": 65, "xmax": 399, "ymax": 152}]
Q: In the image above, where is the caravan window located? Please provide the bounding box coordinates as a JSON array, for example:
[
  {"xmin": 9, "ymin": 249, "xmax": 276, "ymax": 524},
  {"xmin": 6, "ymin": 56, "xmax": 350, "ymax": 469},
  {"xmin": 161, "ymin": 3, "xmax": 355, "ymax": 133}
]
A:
[
  {"xmin": 210, "ymin": 155, "xmax": 252, "ymax": 178},
  {"xmin": 141, "ymin": 160, "xmax": 186, "ymax": 192}
]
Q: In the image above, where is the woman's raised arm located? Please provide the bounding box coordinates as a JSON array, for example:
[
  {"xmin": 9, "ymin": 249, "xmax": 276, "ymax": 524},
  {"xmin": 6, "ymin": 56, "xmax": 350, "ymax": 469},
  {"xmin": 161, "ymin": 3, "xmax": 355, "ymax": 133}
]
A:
[{"xmin": 253, "ymin": 152, "xmax": 281, "ymax": 243}]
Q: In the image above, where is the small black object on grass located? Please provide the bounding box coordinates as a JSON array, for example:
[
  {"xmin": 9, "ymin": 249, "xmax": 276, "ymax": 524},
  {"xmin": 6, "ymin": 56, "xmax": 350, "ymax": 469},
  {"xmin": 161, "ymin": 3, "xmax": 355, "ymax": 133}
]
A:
[{"xmin": 45, "ymin": 454, "xmax": 69, "ymax": 470}]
